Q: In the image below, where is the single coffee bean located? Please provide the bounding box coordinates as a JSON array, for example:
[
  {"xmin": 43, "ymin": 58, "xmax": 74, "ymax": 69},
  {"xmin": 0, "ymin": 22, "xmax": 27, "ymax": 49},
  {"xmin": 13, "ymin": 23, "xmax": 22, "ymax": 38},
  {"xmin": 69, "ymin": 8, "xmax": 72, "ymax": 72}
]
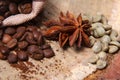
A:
[
  {"xmin": 9, "ymin": 2, "xmax": 19, "ymax": 15},
  {"xmin": 0, "ymin": 46, "xmax": 10, "ymax": 55},
  {"xmin": 40, "ymin": 44, "xmax": 51, "ymax": 50},
  {"xmin": 37, "ymin": 34, "xmax": 44, "ymax": 46},
  {"xmin": 32, "ymin": 30, "xmax": 39, "ymax": 39},
  {"xmin": 32, "ymin": 50, "xmax": 44, "ymax": 60},
  {"xmin": 26, "ymin": 26, "xmax": 37, "ymax": 32},
  {"xmin": 0, "ymin": 52, "xmax": 7, "ymax": 60},
  {"xmin": 25, "ymin": 32, "xmax": 37, "ymax": 45},
  {"xmin": 2, "ymin": 34, "xmax": 12, "ymax": 44},
  {"xmin": 27, "ymin": 45, "xmax": 39, "ymax": 53},
  {"xmin": 13, "ymin": 26, "xmax": 26, "ymax": 39},
  {"xmin": 4, "ymin": 11, "xmax": 12, "ymax": 18},
  {"xmin": 6, "ymin": 38, "xmax": 17, "ymax": 48},
  {"xmin": 8, "ymin": 52, "xmax": 18, "ymax": 63},
  {"xmin": 18, "ymin": 2, "xmax": 32, "ymax": 14},
  {"xmin": 43, "ymin": 49, "xmax": 55, "ymax": 58},
  {"xmin": 17, "ymin": 50, "xmax": 28, "ymax": 61},
  {"xmin": 0, "ymin": 0, "xmax": 9, "ymax": 14},
  {"xmin": 18, "ymin": 41, "xmax": 28, "ymax": 49},
  {"xmin": 5, "ymin": 27, "xmax": 16, "ymax": 35},
  {"xmin": 0, "ymin": 16, "xmax": 4, "ymax": 21}
]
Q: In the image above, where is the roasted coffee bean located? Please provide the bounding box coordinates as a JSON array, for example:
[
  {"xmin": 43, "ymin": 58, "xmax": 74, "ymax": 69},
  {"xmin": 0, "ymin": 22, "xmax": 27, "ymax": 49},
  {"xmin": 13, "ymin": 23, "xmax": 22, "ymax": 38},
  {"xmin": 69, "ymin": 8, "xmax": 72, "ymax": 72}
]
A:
[
  {"xmin": 9, "ymin": 2, "xmax": 19, "ymax": 15},
  {"xmin": 4, "ymin": 11, "xmax": 12, "ymax": 18},
  {"xmin": 0, "ymin": 46, "xmax": 10, "ymax": 55},
  {"xmin": 5, "ymin": 27, "xmax": 16, "ymax": 35},
  {"xmin": 18, "ymin": 41, "xmax": 28, "ymax": 49},
  {"xmin": 0, "ymin": 0, "xmax": 9, "ymax": 14},
  {"xmin": 37, "ymin": 34, "xmax": 44, "ymax": 45},
  {"xmin": 2, "ymin": 34, "xmax": 12, "ymax": 44},
  {"xmin": 6, "ymin": 38, "xmax": 17, "ymax": 48},
  {"xmin": 8, "ymin": 52, "xmax": 18, "ymax": 63},
  {"xmin": 33, "ymin": 30, "xmax": 40, "ymax": 40},
  {"xmin": 32, "ymin": 50, "xmax": 44, "ymax": 60},
  {"xmin": 27, "ymin": 45, "xmax": 39, "ymax": 53},
  {"xmin": 17, "ymin": 50, "xmax": 28, "ymax": 61},
  {"xmin": 25, "ymin": 32, "xmax": 37, "ymax": 45},
  {"xmin": 13, "ymin": 26, "xmax": 26, "ymax": 39},
  {"xmin": 18, "ymin": 2, "xmax": 32, "ymax": 14},
  {"xmin": 40, "ymin": 44, "xmax": 51, "ymax": 50},
  {"xmin": 0, "ymin": 16, "xmax": 4, "ymax": 21},
  {"xmin": 26, "ymin": 26, "xmax": 37, "ymax": 32},
  {"xmin": 43, "ymin": 49, "xmax": 55, "ymax": 58},
  {"xmin": 0, "ymin": 53, "xmax": 7, "ymax": 60}
]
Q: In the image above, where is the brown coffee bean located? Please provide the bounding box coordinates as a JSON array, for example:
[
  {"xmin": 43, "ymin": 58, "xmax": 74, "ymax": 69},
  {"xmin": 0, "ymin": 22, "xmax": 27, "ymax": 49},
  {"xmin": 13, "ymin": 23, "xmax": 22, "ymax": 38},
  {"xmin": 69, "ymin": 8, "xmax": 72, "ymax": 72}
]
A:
[
  {"xmin": 37, "ymin": 34, "xmax": 44, "ymax": 45},
  {"xmin": 18, "ymin": 2, "xmax": 32, "ymax": 14},
  {"xmin": 9, "ymin": 2, "xmax": 19, "ymax": 15},
  {"xmin": 2, "ymin": 34, "xmax": 12, "ymax": 44},
  {"xmin": 33, "ymin": 30, "xmax": 40, "ymax": 40},
  {"xmin": 18, "ymin": 41, "xmax": 28, "ymax": 49},
  {"xmin": 8, "ymin": 52, "xmax": 18, "ymax": 63},
  {"xmin": 5, "ymin": 27, "xmax": 16, "ymax": 35},
  {"xmin": 17, "ymin": 50, "xmax": 28, "ymax": 61},
  {"xmin": 0, "ymin": 52, "xmax": 7, "ymax": 60},
  {"xmin": 25, "ymin": 32, "xmax": 36, "ymax": 45},
  {"xmin": 32, "ymin": 50, "xmax": 44, "ymax": 60},
  {"xmin": 0, "ymin": 0, "xmax": 9, "ymax": 14},
  {"xmin": 13, "ymin": 26, "xmax": 26, "ymax": 39},
  {"xmin": 0, "ymin": 46, "xmax": 10, "ymax": 55},
  {"xmin": 27, "ymin": 45, "xmax": 39, "ymax": 53},
  {"xmin": 4, "ymin": 11, "xmax": 12, "ymax": 18},
  {"xmin": 40, "ymin": 44, "xmax": 51, "ymax": 50},
  {"xmin": 0, "ymin": 16, "xmax": 4, "ymax": 21},
  {"xmin": 6, "ymin": 38, "xmax": 17, "ymax": 48},
  {"xmin": 26, "ymin": 26, "xmax": 37, "ymax": 32},
  {"xmin": 43, "ymin": 49, "xmax": 55, "ymax": 58}
]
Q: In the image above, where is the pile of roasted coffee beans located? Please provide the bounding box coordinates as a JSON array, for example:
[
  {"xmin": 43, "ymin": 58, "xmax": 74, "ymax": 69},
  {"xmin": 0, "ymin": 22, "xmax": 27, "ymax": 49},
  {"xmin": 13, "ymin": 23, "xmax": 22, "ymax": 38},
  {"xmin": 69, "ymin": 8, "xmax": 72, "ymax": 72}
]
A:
[
  {"xmin": 0, "ymin": 26, "xmax": 55, "ymax": 63},
  {"xmin": 0, "ymin": 0, "xmax": 32, "ymax": 21}
]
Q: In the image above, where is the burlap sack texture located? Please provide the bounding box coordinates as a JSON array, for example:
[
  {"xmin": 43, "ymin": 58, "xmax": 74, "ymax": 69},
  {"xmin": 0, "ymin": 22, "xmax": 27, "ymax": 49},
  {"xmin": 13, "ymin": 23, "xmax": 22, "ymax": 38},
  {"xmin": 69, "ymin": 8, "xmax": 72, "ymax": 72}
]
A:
[{"xmin": 0, "ymin": 0, "xmax": 120, "ymax": 80}]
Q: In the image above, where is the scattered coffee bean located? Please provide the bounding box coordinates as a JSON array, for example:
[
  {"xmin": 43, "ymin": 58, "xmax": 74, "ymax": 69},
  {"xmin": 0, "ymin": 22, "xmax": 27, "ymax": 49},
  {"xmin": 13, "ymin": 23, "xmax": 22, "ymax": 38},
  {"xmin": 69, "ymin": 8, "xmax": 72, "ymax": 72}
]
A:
[
  {"xmin": 5, "ymin": 27, "xmax": 16, "ymax": 35},
  {"xmin": 2, "ymin": 34, "xmax": 12, "ymax": 44},
  {"xmin": 43, "ymin": 49, "xmax": 55, "ymax": 58},
  {"xmin": 17, "ymin": 50, "xmax": 28, "ymax": 61},
  {"xmin": 6, "ymin": 38, "xmax": 17, "ymax": 48},
  {"xmin": 4, "ymin": 11, "xmax": 12, "ymax": 18},
  {"xmin": 27, "ymin": 45, "xmax": 39, "ymax": 53},
  {"xmin": 0, "ymin": 0, "xmax": 8, "ymax": 14},
  {"xmin": 32, "ymin": 50, "xmax": 44, "ymax": 60},
  {"xmin": 18, "ymin": 41, "xmax": 28, "ymax": 49},
  {"xmin": 0, "ymin": 46, "xmax": 10, "ymax": 55},
  {"xmin": 40, "ymin": 44, "xmax": 51, "ymax": 50},
  {"xmin": 8, "ymin": 51, "xmax": 18, "ymax": 63},
  {"xmin": 25, "ymin": 32, "xmax": 36, "ymax": 45},
  {"xmin": 9, "ymin": 2, "xmax": 19, "ymax": 14},
  {"xmin": 13, "ymin": 26, "xmax": 26, "ymax": 39},
  {"xmin": 0, "ymin": 15, "xmax": 4, "ymax": 21},
  {"xmin": 18, "ymin": 2, "xmax": 32, "ymax": 14}
]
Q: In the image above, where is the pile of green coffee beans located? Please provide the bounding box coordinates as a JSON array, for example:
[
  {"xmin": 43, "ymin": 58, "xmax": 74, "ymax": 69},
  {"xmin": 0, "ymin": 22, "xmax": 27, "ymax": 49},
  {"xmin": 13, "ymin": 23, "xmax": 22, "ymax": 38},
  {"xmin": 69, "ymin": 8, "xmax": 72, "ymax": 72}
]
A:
[{"xmin": 82, "ymin": 13, "xmax": 120, "ymax": 69}]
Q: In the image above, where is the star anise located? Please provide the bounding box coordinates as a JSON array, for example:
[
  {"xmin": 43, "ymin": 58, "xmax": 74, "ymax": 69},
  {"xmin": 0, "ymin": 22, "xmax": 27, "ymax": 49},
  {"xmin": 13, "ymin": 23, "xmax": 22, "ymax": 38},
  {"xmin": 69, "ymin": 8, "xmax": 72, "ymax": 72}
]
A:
[{"xmin": 42, "ymin": 11, "xmax": 91, "ymax": 48}]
